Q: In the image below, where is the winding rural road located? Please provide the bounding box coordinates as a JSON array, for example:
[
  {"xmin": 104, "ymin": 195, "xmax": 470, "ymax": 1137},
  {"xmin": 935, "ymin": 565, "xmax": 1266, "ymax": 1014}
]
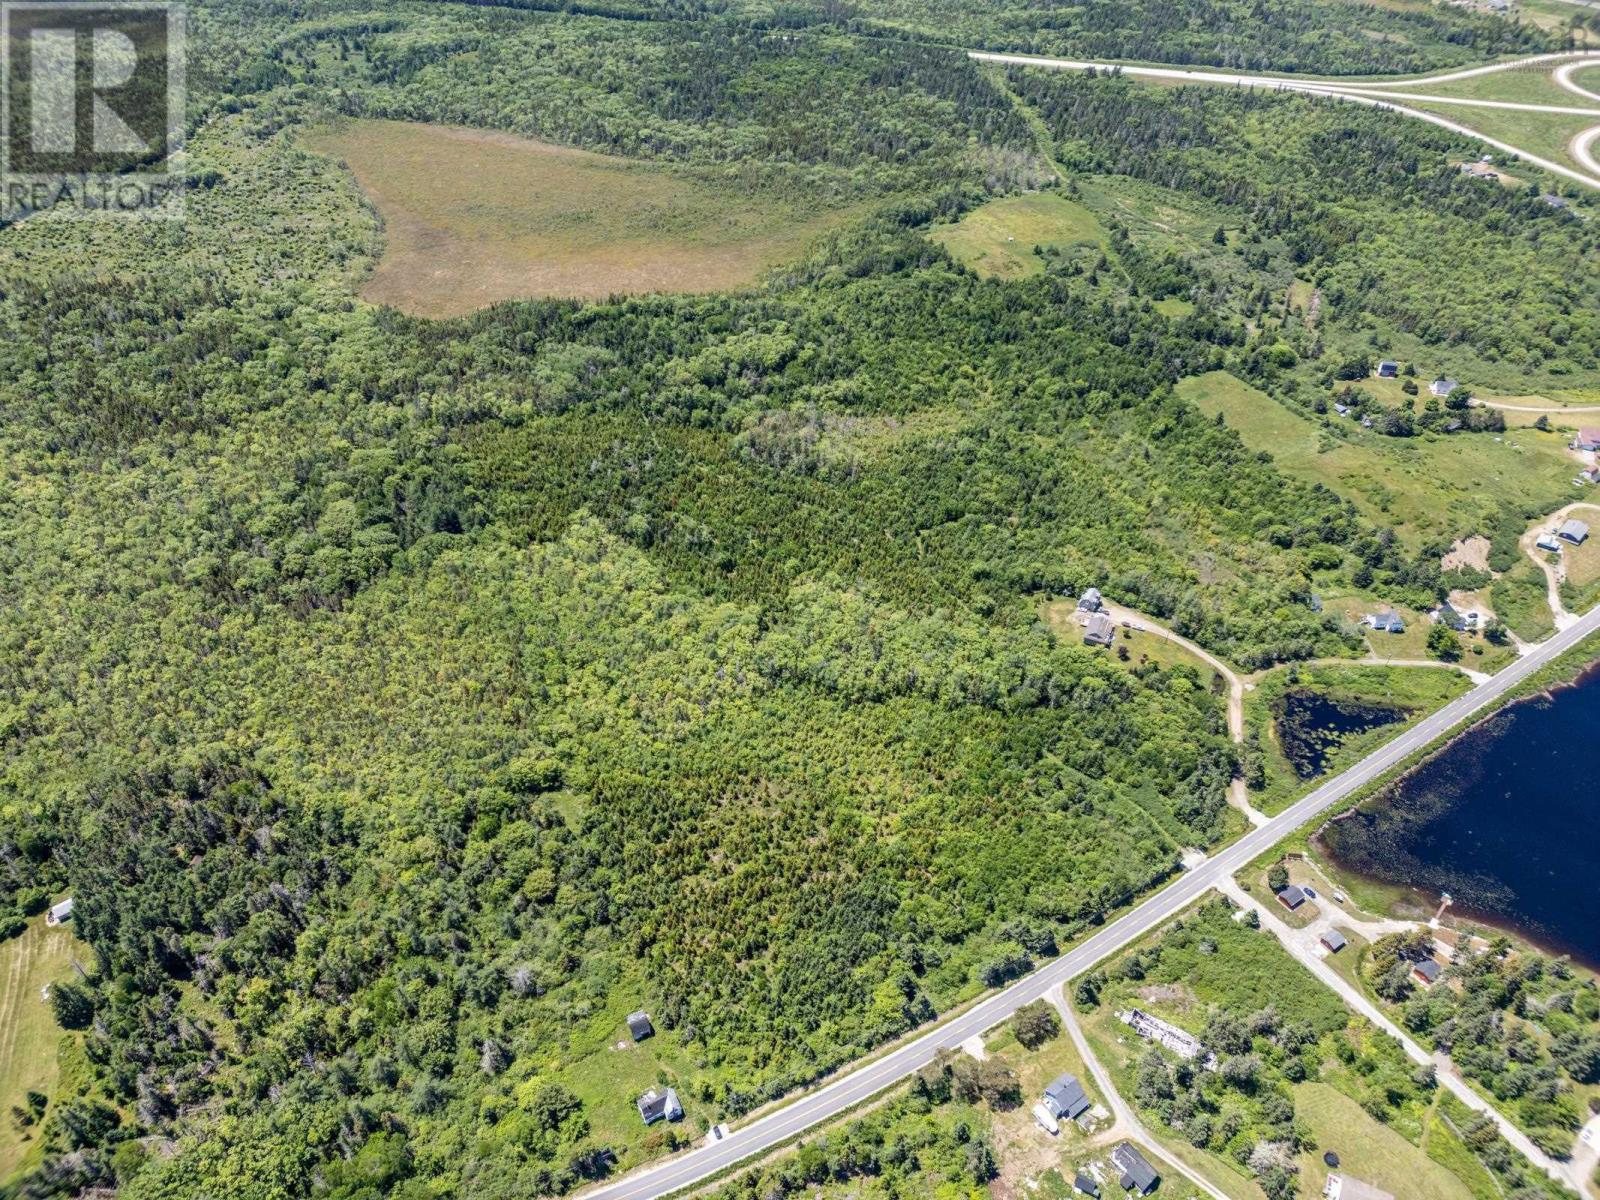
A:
[
  {"xmin": 578, "ymin": 47, "xmax": 1600, "ymax": 1200},
  {"xmin": 1219, "ymin": 878, "xmax": 1591, "ymax": 1196},
  {"xmin": 580, "ymin": 602, "xmax": 1600, "ymax": 1200}
]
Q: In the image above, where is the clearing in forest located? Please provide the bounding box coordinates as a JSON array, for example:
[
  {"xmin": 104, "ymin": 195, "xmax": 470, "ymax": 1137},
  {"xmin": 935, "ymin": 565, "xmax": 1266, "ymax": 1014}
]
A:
[
  {"xmin": 0, "ymin": 919, "xmax": 86, "ymax": 1182},
  {"xmin": 1175, "ymin": 371, "xmax": 1577, "ymax": 548},
  {"xmin": 307, "ymin": 120, "xmax": 859, "ymax": 317},
  {"xmin": 929, "ymin": 192, "xmax": 1104, "ymax": 278}
]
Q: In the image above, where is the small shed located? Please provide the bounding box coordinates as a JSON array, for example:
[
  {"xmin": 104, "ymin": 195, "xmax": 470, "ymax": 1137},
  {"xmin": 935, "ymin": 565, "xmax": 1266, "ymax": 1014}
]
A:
[
  {"xmin": 1558, "ymin": 519, "xmax": 1589, "ymax": 545},
  {"xmin": 1320, "ymin": 929, "xmax": 1348, "ymax": 953},
  {"xmin": 1072, "ymin": 1172, "xmax": 1101, "ymax": 1197},
  {"xmin": 1376, "ymin": 361, "xmax": 1399, "ymax": 378},
  {"xmin": 626, "ymin": 1011, "xmax": 655, "ymax": 1042},
  {"xmin": 46, "ymin": 898, "xmax": 74, "ymax": 926},
  {"xmin": 1276, "ymin": 885, "xmax": 1307, "ymax": 911}
]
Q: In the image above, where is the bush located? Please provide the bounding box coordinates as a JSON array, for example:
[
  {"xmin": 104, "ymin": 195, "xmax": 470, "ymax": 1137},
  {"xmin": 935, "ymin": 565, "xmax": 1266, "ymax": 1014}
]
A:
[{"xmin": 1012, "ymin": 1000, "xmax": 1062, "ymax": 1049}]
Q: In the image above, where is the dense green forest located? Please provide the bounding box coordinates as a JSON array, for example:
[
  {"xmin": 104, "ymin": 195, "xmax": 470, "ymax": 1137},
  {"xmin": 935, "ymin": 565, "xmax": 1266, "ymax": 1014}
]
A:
[
  {"xmin": 0, "ymin": 0, "xmax": 1594, "ymax": 1197},
  {"xmin": 1010, "ymin": 70, "xmax": 1600, "ymax": 389}
]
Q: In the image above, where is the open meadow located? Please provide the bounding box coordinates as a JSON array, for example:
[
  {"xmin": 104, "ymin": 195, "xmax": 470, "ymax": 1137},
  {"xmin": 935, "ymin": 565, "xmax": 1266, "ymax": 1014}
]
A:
[
  {"xmin": 1176, "ymin": 371, "xmax": 1579, "ymax": 549},
  {"xmin": 930, "ymin": 192, "xmax": 1105, "ymax": 278},
  {"xmin": 0, "ymin": 920, "xmax": 88, "ymax": 1183},
  {"xmin": 307, "ymin": 120, "xmax": 861, "ymax": 317}
]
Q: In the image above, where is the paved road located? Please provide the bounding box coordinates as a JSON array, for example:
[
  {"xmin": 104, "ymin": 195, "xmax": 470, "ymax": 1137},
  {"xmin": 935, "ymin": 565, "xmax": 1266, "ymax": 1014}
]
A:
[
  {"xmin": 966, "ymin": 50, "xmax": 1600, "ymax": 192},
  {"xmin": 580, "ymin": 604, "xmax": 1600, "ymax": 1200}
]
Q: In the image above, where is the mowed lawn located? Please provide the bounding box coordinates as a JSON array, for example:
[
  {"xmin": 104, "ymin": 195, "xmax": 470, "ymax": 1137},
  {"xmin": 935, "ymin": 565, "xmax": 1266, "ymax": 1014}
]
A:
[
  {"xmin": 1175, "ymin": 371, "xmax": 1577, "ymax": 547},
  {"xmin": 930, "ymin": 192, "xmax": 1104, "ymax": 279},
  {"xmin": 0, "ymin": 919, "xmax": 87, "ymax": 1181},
  {"xmin": 1294, "ymin": 1084, "xmax": 1475, "ymax": 1200},
  {"xmin": 307, "ymin": 120, "xmax": 860, "ymax": 316}
]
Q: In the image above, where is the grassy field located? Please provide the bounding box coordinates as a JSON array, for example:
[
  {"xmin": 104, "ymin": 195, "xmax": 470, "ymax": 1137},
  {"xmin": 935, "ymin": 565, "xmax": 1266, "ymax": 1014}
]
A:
[
  {"xmin": 1040, "ymin": 600, "xmax": 1225, "ymax": 692},
  {"xmin": 1294, "ymin": 1084, "xmax": 1475, "ymax": 1200},
  {"xmin": 1407, "ymin": 100, "xmax": 1599, "ymax": 181},
  {"xmin": 0, "ymin": 919, "xmax": 89, "ymax": 1183},
  {"xmin": 930, "ymin": 192, "xmax": 1105, "ymax": 279},
  {"xmin": 306, "ymin": 120, "xmax": 860, "ymax": 317},
  {"xmin": 1175, "ymin": 371, "xmax": 1579, "ymax": 548}
]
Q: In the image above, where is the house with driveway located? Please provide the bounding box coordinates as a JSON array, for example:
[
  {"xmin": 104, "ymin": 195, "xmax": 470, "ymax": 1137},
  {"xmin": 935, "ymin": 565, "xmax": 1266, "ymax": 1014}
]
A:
[
  {"xmin": 1558, "ymin": 519, "xmax": 1589, "ymax": 545},
  {"xmin": 1573, "ymin": 428, "xmax": 1600, "ymax": 452}
]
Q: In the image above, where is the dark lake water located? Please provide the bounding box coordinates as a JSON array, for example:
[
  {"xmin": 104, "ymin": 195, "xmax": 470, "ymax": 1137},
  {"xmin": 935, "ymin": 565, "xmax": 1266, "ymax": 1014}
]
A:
[
  {"xmin": 1273, "ymin": 688, "xmax": 1405, "ymax": 778},
  {"xmin": 1319, "ymin": 664, "xmax": 1600, "ymax": 968}
]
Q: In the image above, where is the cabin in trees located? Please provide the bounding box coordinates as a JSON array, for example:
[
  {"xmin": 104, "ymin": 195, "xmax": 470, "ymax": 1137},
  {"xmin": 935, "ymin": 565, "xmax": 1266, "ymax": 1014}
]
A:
[
  {"xmin": 1320, "ymin": 929, "xmax": 1348, "ymax": 954},
  {"xmin": 626, "ymin": 1011, "xmax": 654, "ymax": 1042},
  {"xmin": 1412, "ymin": 958, "xmax": 1443, "ymax": 987},
  {"xmin": 1077, "ymin": 587, "xmax": 1105, "ymax": 613},
  {"xmin": 1276, "ymin": 884, "xmax": 1308, "ymax": 910},
  {"xmin": 1432, "ymin": 601, "xmax": 1467, "ymax": 632},
  {"xmin": 1111, "ymin": 1143, "xmax": 1159, "ymax": 1195},
  {"xmin": 1083, "ymin": 613, "xmax": 1116, "ymax": 647},
  {"xmin": 46, "ymin": 898, "xmax": 73, "ymax": 926},
  {"xmin": 636, "ymin": 1087, "xmax": 683, "ymax": 1125},
  {"xmin": 1324, "ymin": 1174, "xmax": 1396, "ymax": 1200},
  {"xmin": 1573, "ymin": 428, "xmax": 1600, "ymax": 452},
  {"xmin": 1043, "ymin": 1073, "xmax": 1091, "ymax": 1122},
  {"xmin": 1558, "ymin": 519, "xmax": 1590, "ymax": 546}
]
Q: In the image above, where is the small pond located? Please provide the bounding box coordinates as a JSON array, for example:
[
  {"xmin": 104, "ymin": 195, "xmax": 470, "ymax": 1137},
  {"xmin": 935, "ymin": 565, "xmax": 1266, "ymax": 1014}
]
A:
[{"xmin": 1272, "ymin": 688, "xmax": 1406, "ymax": 779}]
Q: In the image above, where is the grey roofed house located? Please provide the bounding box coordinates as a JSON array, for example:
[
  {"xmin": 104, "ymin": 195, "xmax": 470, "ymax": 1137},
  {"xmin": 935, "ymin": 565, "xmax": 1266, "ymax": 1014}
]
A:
[
  {"xmin": 1321, "ymin": 929, "xmax": 1348, "ymax": 953},
  {"xmin": 1376, "ymin": 360, "xmax": 1399, "ymax": 378},
  {"xmin": 1434, "ymin": 602, "xmax": 1465, "ymax": 632},
  {"xmin": 1368, "ymin": 610, "xmax": 1405, "ymax": 634},
  {"xmin": 1072, "ymin": 1171, "xmax": 1101, "ymax": 1197},
  {"xmin": 1413, "ymin": 959, "xmax": 1442, "ymax": 986},
  {"xmin": 1083, "ymin": 612, "xmax": 1116, "ymax": 647},
  {"xmin": 626, "ymin": 1011, "xmax": 654, "ymax": 1041},
  {"xmin": 1558, "ymin": 518, "xmax": 1590, "ymax": 545},
  {"xmin": 1309, "ymin": 593, "xmax": 1323, "ymax": 613},
  {"xmin": 1043, "ymin": 1073, "xmax": 1091, "ymax": 1121},
  {"xmin": 1429, "ymin": 378, "xmax": 1459, "ymax": 398},
  {"xmin": 1111, "ymin": 1142, "xmax": 1159, "ymax": 1195},
  {"xmin": 1276, "ymin": 885, "xmax": 1307, "ymax": 910},
  {"xmin": 636, "ymin": 1087, "xmax": 683, "ymax": 1125},
  {"xmin": 1541, "ymin": 193, "xmax": 1569, "ymax": 209},
  {"xmin": 1077, "ymin": 587, "xmax": 1104, "ymax": 613},
  {"xmin": 46, "ymin": 898, "xmax": 74, "ymax": 925}
]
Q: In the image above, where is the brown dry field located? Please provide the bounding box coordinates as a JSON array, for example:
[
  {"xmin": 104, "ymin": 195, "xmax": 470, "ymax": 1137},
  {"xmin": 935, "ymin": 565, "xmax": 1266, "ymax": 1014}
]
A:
[{"xmin": 307, "ymin": 120, "xmax": 857, "ymax": 317}]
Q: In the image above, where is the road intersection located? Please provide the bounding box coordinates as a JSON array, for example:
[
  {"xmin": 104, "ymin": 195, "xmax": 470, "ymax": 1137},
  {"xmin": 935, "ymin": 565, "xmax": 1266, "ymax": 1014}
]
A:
[
  {"xmin": 968, "ymin": 49, "xmax": 1600, "ymax": 192},
  {"xmin": 582, "ymin": 600, "xmax": 1600, "ymax": 1200}
]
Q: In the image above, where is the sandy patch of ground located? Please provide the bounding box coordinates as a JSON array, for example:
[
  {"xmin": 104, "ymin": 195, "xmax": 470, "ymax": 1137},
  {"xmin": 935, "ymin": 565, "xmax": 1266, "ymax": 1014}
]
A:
[{"xmin": 1440, "ymin": 535, "xmax": 1492, "ymax": 572}]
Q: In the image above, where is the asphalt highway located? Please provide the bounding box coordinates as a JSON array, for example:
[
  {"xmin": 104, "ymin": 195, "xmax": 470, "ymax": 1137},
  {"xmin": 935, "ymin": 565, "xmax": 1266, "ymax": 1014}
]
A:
[{"xmin": 582, "ymin": 604, "xmax": 1600, "ymax": 1200}]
